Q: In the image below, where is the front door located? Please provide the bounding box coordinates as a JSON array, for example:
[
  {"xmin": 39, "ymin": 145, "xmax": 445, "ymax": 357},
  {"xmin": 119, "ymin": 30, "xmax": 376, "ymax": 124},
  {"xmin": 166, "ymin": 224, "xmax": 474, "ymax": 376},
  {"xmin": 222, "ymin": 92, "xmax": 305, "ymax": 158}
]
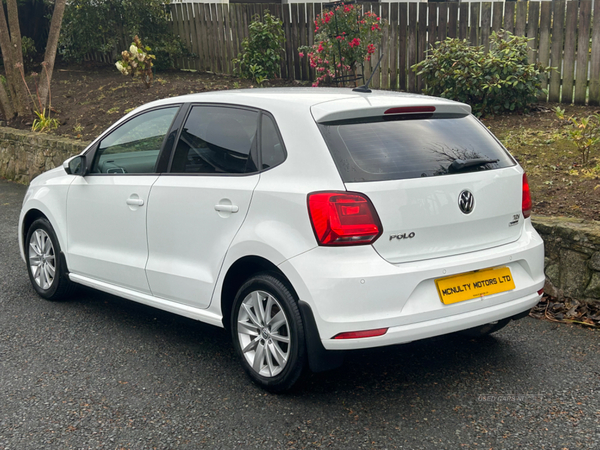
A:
[{"xmin": 66, "ymin": 106, "xmax": 180, "ymax": 293}]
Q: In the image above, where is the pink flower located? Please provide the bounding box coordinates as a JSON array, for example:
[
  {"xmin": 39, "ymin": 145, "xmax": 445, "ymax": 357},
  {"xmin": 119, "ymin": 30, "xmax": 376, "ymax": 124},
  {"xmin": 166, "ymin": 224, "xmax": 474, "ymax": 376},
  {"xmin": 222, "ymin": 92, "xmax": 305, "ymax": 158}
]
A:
[
  {"xmin": 349, "ymin": 38, "xmax": 361, "ymax": 48},
  {"xmin": 299, "ymin": 52, "xmax": 304, "ymax": 58}
]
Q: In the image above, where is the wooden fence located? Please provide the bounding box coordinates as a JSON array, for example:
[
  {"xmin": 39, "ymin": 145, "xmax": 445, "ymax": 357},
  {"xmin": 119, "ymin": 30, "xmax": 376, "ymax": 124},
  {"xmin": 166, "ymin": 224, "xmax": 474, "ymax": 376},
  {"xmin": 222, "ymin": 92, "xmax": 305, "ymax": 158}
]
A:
[{"xmin": 96, "ymin": 1, "xmax": 600, "ymax": 105}]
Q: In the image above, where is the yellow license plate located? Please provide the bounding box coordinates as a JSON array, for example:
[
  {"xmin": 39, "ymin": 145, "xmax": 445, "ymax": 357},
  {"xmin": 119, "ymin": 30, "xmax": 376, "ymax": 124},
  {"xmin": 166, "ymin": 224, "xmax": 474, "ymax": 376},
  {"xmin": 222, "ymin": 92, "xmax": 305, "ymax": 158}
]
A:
[{"xmin": 435, "ymin": 267, "xmax": 515, "ymax": 305}]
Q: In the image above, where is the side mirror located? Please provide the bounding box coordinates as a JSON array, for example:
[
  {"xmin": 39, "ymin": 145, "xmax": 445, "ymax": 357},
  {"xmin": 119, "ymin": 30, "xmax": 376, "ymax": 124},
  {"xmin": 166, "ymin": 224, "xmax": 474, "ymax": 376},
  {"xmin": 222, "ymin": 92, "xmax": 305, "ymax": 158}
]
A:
[{"xmin": 63, "ymin": 155, "xmax": 87, "ymax": 176}]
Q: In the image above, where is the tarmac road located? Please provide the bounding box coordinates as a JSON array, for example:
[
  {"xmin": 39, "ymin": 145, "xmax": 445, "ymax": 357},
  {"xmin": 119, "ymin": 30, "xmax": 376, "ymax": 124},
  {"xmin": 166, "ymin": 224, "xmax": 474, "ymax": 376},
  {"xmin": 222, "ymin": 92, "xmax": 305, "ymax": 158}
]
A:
[{"xmin": 1, "ymin": 178, "xmax": 599, "ymax": 449}]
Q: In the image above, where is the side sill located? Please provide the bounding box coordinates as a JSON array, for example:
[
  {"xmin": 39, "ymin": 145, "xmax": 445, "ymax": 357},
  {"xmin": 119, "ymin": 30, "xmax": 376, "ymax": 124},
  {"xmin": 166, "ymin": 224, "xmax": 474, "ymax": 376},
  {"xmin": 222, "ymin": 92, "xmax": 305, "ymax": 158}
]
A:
[{"xmin": 69, "ymin": 273, "xmax": 224, "ymax": 328}]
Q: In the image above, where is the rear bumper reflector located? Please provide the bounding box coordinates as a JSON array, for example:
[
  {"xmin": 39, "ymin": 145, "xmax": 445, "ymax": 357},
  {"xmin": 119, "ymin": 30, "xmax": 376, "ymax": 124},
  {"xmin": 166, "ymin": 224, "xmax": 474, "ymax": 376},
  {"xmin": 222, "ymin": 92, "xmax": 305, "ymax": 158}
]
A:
[{"xmin": 333, "ymin": 328, "xmax": 389, "ymax": 340}]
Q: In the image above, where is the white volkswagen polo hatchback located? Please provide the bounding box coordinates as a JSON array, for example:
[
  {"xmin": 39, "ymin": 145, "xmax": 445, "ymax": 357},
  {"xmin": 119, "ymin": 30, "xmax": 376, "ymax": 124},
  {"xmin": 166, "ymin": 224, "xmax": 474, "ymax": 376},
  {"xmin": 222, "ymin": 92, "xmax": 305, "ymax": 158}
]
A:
[{"xmin": 19, "ymin": 88, "xmax": 545, "ymax": 391}]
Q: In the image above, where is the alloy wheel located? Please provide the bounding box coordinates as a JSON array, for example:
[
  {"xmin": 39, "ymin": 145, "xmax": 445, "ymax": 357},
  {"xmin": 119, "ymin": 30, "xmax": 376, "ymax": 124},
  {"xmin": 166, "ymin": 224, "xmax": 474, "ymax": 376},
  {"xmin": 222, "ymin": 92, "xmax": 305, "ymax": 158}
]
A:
[
  {"xmin": 28, "ymin": 229, "xmax": 56, "ymax": 290},
  {"xmin": 236, "ymin": 290, "xmax": 291, "ymax": 377}
]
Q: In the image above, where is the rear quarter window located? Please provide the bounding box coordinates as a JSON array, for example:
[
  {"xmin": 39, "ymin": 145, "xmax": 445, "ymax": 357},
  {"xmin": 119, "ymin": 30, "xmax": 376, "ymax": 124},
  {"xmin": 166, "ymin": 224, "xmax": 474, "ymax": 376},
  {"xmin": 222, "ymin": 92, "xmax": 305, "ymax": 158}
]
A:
[{"xmin": 318, "ymin": 114, "xmax": 515, "ymax": 182}]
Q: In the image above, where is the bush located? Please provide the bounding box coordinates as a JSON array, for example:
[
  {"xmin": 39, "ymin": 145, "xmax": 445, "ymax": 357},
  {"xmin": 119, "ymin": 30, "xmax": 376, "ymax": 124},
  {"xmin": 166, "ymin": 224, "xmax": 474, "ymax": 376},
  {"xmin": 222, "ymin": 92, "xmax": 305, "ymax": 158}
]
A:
[
  {"xmin": 299, "ymin": 3, "xmax": 382, "ymax": 86},
  {"xmin": 60, "ymin": 0, "xmax": 185, "ymax": 71},
  {"xmin": 413, "ymin": 31, "xmax": 551, "ymax": 117},
  {"xmin": 555, "ymin": 107, "xmax": 600, "ymax": 165},
  {"xmin": 233, "ymin": 11, "xmax": 285, "ymax": 85}
]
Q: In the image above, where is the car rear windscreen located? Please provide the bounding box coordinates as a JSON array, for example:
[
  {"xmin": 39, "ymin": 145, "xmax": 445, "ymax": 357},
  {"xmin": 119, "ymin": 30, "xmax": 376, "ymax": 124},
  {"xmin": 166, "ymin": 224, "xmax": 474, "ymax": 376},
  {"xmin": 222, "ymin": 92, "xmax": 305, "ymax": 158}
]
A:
[{"xmin": 318, "ymin": 113, "xmax": 515, "ymax": 182}]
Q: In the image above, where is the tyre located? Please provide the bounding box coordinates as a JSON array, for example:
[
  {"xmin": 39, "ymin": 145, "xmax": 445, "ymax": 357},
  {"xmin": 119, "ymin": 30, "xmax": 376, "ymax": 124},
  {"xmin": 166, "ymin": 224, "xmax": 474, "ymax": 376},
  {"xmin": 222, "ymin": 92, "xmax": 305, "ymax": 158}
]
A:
[
  {"xmin": 25, "ymin": 218, "xmax": 74, "ymax": 301},
  {"xmin": 459, "ymin": 318, "xmax": 511, "ymax": 338},
  {"xmin": 231, "ymin": 273, "xmax": 306, "ymax": 393}
]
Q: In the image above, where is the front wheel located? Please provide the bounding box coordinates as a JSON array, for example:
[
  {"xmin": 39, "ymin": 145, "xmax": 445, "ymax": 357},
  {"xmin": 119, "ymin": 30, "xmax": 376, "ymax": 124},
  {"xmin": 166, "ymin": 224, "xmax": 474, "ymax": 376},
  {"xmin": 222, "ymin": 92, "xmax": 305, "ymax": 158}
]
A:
[
  {"xmin": 25, "ymin": 218, "xmax": 74, "ymax": 301},
  {"xmin": 231, "ymin": 273, "xmax": 306, "ymax": 393}
]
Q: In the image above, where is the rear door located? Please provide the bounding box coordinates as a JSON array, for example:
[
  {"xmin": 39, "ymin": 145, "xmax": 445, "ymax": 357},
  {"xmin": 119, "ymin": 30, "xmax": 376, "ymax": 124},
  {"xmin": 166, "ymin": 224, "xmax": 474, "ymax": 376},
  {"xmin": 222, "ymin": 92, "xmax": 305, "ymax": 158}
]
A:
[
  {"xmin": 145, "ymin": 105, "xmax": 261, "ymax": 308},
  {"xmin": 317, "ymin": 110, "xmax": 524, "ymax": 264}
]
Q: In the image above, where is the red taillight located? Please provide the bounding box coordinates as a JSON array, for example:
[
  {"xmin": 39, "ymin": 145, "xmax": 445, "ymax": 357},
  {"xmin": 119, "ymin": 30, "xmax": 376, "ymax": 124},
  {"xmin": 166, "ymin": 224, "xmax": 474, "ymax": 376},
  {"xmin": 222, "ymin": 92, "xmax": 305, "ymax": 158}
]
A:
[
  {"xmin": 384, "ymin": 106, "xmax": 436, "ymax": 115},
  {"xmin": 333, "ymin": 328, "xmax": 388, "ymax": 339},
  {"xmin": 522, "ymin": 173, "xmax": 532, "ymax": 219},
  {"xmin": 537, "ymin": 288, "xmax": 544, "ymax": 296},
  {"xmin": 307, "ymin": 192, "xmax": 382, "ymax": 246}
]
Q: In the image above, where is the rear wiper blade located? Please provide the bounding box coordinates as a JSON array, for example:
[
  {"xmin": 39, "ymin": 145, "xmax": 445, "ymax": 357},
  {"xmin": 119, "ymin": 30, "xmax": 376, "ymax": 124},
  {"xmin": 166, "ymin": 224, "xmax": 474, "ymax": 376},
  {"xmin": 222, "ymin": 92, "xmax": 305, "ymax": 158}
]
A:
[{"xmin": 448, "ymin": 158, "xmax": 499, "ymax": 173}]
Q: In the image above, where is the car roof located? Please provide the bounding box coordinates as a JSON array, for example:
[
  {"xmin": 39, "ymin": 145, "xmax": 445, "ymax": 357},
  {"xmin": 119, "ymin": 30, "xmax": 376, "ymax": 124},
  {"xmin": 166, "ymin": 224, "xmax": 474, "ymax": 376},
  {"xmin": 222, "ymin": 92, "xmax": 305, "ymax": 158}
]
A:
[{"xmin": 134, "ymin": 88, "xmax": 471, "ymax": 121}]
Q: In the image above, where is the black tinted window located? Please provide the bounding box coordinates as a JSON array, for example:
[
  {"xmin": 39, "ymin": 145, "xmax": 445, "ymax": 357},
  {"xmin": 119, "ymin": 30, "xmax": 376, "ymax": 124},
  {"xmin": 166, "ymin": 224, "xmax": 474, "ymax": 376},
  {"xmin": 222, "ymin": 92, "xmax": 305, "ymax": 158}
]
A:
[
  {"xmin": 261, "ymin": 114, "xmax": 286, "ymax": 169},
  {"xmin": 318, "ymin": 114, "xmax": 515, "ymax": 182},
  {"xmin": 170, "ymin": 106, "xmax": 258, "ymax": 174}
]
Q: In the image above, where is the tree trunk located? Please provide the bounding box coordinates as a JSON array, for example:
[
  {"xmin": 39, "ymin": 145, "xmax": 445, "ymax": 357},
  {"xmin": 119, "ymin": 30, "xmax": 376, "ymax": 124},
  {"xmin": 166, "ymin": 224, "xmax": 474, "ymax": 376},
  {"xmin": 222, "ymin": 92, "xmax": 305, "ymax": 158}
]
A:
[
  {"xmin": 37, "ymin": 0, "xmax": 66, "ymax": 113},
  {"xmin": 6, "ymin": 0, "xmax": 24, "ymax": 69},
  {"xmin": 0, "ymin": 78, "xmax": 15, "ymax": 119},
  {"xmin": 0, "ymin": 0, "xmax": 29, "ymax": 118}
]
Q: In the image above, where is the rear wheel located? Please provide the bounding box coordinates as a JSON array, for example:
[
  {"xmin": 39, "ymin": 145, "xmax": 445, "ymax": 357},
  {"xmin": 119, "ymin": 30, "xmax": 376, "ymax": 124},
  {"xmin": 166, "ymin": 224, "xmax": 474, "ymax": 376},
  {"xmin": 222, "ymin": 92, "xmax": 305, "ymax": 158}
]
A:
[
  {"xmin": 231, "ymin": 273, "xmax": 306, "ymax": 393},
  {"xmin": 459, "ymin": 318, "xmax": 511, "ymax": 338},
  {"xmin": 25, "ymin": 218, "xmax": 74, "ymax": 301}
]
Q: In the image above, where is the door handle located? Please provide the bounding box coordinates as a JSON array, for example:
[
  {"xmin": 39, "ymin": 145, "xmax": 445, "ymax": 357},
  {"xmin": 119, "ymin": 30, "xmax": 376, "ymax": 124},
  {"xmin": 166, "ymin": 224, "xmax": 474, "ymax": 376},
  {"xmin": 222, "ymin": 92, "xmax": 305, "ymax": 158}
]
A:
[
  {"xmin": 214, "ymin": 204, "xmax": 239, "ymax": 213},
  {"xmin": 126, "ymin": 197, "xmax": 144, "ymax": 206}
]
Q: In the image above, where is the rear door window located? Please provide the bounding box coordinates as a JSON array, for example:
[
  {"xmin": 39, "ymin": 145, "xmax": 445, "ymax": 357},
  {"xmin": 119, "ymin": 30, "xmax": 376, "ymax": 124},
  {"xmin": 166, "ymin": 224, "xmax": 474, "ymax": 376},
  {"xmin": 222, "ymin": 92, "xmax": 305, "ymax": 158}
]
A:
[
  {"xmin": 318, "ymin": 114, "xmax": 515, "ymax": 182},
  {"xmin": 170, "ymin": 105, "xmax": 259, "ymax": 174},
  {"xmin": 260, "ymin": 114, "xmax": 286, "ymax": 170}
]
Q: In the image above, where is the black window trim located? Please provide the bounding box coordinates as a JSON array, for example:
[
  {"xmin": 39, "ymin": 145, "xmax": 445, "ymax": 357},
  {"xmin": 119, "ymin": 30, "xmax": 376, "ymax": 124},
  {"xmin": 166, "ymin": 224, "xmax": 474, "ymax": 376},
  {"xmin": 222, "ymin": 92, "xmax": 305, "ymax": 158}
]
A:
[
  {"xmin": 163, "ymin": 102, "xmax": 288, "ymax": 177},
  {"xmin": 83, "ymin": 104, "xmax": 185, "ymax": 176}
]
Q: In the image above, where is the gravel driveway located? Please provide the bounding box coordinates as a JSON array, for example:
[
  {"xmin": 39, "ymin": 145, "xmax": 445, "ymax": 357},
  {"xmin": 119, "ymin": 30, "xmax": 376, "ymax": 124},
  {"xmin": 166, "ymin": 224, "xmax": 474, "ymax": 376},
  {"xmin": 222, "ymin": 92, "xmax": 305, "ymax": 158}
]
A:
[{"xmin": 1, "ymin": 178, "xmax": 598, "ymax": 449}]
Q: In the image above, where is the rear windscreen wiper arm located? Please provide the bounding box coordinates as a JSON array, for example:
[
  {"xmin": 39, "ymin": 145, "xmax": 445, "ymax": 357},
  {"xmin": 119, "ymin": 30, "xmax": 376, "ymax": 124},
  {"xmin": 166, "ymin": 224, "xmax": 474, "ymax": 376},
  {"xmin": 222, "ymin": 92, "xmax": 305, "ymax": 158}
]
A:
[{"xmin": 448, "ymin": 158, "xmax": 499, "ymax": 173}]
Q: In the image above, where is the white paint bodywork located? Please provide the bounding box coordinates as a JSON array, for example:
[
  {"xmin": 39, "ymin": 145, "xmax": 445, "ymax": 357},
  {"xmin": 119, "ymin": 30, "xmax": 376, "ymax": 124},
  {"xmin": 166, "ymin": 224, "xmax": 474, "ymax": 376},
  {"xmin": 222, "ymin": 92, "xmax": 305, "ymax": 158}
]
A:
[{"xmin": 19, "ymin": 88, "xmax": 545, "ymax": 353}]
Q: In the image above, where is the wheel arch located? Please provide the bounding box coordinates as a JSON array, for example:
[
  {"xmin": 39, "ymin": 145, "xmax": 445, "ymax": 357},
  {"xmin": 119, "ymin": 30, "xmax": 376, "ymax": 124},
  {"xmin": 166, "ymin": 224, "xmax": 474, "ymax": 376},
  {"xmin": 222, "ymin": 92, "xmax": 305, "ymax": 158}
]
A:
[
  {"xmin": 220, "ymin": 254, "xmax": 344, "ymax": 373},
  {"xmin": 21, "ymin": 208, "xmax": 49, "ymax": 254},
  {"xmin": 220, "ymin": 255, "xmax": 299, "ymax": 331},
  {"xmin": 20, "ymin": 208, "xmax": 71, "ymax": 275}
]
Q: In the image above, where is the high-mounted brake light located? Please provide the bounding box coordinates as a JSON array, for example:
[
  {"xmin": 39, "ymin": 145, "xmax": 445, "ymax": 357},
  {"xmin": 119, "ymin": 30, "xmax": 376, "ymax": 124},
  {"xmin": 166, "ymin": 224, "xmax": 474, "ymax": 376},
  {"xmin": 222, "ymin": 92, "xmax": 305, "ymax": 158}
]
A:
[
  {"xmin": 307, "ymin": 192, "xmax": 382, "ymax": 246},
  {"xmin": 522, "ymin": 173, "xmax": 532, "ymax": 219},
  {"xmin": 384, "ymin": 106, "xmax": 436, "ymax": 115},
  {"xmin": 333, "ymin": 328, "xmax": 388, "ymax": 339}
]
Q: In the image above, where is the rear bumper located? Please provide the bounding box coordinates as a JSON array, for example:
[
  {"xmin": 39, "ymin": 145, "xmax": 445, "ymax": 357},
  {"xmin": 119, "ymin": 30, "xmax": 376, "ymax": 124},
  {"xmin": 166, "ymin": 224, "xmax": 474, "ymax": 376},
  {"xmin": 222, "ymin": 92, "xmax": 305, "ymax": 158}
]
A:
[
  {"xmin": 321, "ymin": 291, "xmax": 540, "ymax": 350},
  {"xmin": 279, "ymin": 220, "xmax": 544, "ymax": 351}
]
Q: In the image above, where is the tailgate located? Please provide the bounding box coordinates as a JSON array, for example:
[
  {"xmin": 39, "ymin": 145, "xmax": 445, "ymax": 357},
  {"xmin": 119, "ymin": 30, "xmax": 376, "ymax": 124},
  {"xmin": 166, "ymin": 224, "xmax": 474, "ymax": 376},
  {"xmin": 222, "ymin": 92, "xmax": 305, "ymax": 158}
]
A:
[{"xmin": 347, "ymin": 168, "xmax": 525, "ymax": 264}]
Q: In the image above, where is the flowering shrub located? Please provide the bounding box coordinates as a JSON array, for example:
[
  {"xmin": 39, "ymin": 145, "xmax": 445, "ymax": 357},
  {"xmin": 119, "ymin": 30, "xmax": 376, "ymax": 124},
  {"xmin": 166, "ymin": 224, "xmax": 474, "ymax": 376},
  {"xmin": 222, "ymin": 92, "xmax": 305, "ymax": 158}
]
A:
[
  {"xmin": 298, "ymin": 3, "xmax": 382, "ymax": 86},
  {"xmin": 115, "ymin": 36, "xmax": 156, "ymax": 88}
]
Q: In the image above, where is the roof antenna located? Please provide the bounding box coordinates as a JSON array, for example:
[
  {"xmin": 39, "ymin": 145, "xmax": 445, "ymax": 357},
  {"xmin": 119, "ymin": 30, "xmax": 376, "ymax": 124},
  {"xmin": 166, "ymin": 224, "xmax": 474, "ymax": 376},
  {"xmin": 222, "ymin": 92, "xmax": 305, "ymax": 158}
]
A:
[{"xmin": 353, "ymin": 53, "xmax": 385, "ymax": 93}]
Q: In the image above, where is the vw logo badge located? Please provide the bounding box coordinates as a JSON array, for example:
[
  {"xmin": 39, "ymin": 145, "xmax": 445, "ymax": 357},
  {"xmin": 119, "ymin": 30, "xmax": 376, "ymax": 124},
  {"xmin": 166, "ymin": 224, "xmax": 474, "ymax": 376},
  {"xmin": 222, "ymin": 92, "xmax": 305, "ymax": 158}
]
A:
[{"xmin": 458, "ymin": 190, "xmax": 475, "ymax": 214}]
